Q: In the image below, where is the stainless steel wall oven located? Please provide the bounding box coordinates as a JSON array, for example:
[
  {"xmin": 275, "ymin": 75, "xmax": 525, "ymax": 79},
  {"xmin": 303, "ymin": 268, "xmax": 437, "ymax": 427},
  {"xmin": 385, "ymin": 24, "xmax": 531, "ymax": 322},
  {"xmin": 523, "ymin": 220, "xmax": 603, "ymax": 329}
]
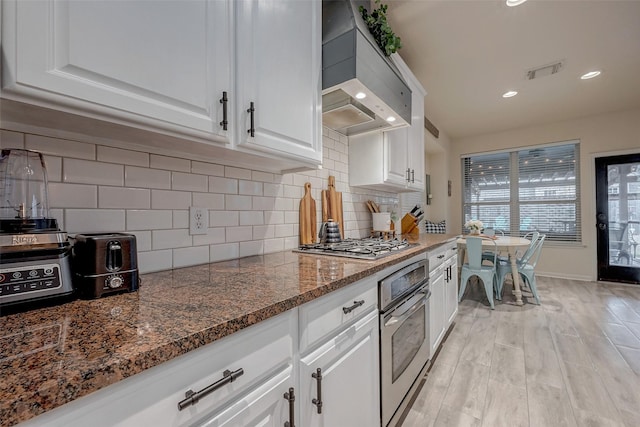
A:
[{"xmin": 379, "ymin": 256, "xmax": 431, "ymax": 426}]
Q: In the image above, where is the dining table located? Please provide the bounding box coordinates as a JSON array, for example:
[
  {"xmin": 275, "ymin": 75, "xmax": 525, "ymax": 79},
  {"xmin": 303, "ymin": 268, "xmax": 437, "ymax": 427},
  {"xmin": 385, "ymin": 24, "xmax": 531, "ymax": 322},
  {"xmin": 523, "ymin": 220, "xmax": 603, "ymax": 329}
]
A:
[{"xmin": 456, "ymin": 235, "xmax": 532, "ymax": 306}]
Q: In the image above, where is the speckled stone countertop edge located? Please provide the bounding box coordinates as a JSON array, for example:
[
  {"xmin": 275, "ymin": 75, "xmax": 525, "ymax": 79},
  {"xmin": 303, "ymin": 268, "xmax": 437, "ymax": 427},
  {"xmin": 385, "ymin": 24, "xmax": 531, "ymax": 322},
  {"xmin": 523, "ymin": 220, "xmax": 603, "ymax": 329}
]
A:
[{"xmin": 1, "ymin": 234, "xmax": 458, "ymax": 427}]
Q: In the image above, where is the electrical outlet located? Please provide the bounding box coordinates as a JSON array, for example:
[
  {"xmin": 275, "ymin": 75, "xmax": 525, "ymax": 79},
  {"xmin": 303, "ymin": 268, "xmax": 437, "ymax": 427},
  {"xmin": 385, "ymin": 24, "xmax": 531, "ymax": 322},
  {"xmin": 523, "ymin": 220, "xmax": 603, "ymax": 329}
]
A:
[{"xmin": 189, "ymin": 206, "xmax": 208, "ymax": 235}]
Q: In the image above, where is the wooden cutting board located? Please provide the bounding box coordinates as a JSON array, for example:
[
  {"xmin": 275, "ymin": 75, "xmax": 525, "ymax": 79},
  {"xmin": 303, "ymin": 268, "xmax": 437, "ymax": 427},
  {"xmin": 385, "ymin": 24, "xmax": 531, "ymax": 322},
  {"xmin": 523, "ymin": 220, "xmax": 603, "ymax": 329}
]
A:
[
  {"xmin": 321, "ymin": 175, "xmax": 344, "ymax": 238},
  {"xmin": 299, "ymin": 182, "xmax": 316, "ymax": 244}
]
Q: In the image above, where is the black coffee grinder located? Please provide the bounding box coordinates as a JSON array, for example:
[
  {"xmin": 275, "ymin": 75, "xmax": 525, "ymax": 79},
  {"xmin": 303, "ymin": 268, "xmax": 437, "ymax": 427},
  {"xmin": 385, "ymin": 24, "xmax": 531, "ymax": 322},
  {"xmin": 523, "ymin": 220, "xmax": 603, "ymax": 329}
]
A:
[{"xmin": 0, "ymin": 149, "xmax": 74, "ymax": 310}]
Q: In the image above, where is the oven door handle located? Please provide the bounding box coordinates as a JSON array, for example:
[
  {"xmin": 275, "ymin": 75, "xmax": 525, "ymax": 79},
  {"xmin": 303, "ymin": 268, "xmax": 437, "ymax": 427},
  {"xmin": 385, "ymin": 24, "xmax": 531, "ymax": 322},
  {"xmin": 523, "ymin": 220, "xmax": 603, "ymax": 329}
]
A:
[{"xmin": 384, "ymin": 294, "xmax": 426, "ymax": 327}]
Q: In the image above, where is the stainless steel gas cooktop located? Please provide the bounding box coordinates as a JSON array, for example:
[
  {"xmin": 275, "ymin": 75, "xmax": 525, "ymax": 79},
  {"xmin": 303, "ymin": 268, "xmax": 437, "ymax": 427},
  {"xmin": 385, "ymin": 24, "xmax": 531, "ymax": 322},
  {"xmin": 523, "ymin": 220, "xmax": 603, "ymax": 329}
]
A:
[{"xmin": 293, "ymin": 237, "xmax": 415, "ymax": 260}]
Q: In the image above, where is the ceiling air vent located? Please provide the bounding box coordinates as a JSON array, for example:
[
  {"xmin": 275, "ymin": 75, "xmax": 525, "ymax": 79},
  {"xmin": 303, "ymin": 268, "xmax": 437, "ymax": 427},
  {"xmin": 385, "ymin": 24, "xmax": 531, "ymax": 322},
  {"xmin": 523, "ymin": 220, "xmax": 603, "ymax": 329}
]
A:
[{"xmin": 527, "ymin": 61, "xmax": 563, "ymax": 80}]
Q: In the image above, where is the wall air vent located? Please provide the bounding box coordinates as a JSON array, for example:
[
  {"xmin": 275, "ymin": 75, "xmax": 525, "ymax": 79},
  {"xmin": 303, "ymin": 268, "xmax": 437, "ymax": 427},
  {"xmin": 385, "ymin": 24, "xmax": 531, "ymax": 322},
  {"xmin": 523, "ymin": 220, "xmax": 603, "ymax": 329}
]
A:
[{"xmin": 527, "ymin": 61, "xmax": 563, "ymax": 80}]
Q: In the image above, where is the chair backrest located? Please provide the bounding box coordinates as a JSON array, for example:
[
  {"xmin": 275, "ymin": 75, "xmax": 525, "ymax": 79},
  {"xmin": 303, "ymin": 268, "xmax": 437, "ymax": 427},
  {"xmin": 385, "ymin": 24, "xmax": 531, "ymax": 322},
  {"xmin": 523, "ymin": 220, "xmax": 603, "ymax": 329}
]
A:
[
  {"xmin": 483, "ymin": 228, "xmax": 496, "ymax": 237},
  {"xmin": 521, "ymin": 234, "xmax": 546, "ymax": 268},
  {"xmin": 519, "ymin": 231, "xmax": 540, "ymax": 260},
  {"xmin": 466, "ymin": 236, "xmax": 497, "ymax": 269}
]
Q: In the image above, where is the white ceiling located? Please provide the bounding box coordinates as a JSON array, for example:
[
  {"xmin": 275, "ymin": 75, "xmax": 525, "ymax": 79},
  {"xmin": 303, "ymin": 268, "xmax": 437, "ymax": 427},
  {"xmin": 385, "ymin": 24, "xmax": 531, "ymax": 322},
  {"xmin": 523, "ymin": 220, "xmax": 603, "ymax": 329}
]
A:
[{"xmin": 385, "ymin": 0, "xmax": 640, "ymax": 140}]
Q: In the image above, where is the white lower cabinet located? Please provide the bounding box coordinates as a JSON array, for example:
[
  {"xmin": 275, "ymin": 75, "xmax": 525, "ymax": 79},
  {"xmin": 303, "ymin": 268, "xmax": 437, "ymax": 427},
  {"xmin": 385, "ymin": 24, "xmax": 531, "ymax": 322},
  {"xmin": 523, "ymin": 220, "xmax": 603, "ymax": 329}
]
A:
[
  {"xmin": 19, "ymin": 277, "xmax": 381, "ymax": 427},
  {"xmin": 428, "ymin": 242, "xmax": 458, "ymax": 357},
  {"xmin": 299, "ymin": 310, "xmax": 379, "ymax": 427}
]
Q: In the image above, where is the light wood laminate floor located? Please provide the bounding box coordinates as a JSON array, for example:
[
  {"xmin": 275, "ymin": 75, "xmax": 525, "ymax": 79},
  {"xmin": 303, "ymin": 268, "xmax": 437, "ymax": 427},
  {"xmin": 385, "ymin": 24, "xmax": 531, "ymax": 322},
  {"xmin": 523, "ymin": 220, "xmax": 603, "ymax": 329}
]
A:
[{"xmin": 402, "ymin": 276, "xmax": 640, "ymax": 427}]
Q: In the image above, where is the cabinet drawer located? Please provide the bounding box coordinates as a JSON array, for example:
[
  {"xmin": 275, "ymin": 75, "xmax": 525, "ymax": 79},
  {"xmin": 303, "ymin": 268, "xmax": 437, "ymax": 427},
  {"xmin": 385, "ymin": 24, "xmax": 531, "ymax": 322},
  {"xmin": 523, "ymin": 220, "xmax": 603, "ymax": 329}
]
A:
[
  {"xmin": 428, "ymin": 250, "xmax": 446, "ymax": 271},
  {"xmin": 298, "ymin": 277, "xmax": 377, "ymax": 353},
  {"xmin": 20, "ymin": 310, "xmax": 296, "ymax": 427},
  {"xmin": 444, "ymin": 244, "xmax": 458, "ymax": 260}
]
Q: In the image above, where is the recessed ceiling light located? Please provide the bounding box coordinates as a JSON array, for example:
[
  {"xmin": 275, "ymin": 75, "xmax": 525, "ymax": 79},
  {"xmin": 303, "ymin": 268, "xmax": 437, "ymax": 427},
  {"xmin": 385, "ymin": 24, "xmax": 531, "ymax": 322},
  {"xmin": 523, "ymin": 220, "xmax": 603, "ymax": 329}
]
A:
[
  {"xmin": 355, "ymin": 92, "xmax": 367, "ymax": 99},
  {"xmin": 581, "ymin": 70, "xmax": 601, "ymax": 80},
  {"xmin": 386, "ymin": 116, "xmax": 396, "ymax": 123},
  {"xmin": 502, "ymin": 91, "xmax": 518, "ymax": 98},
  {"xmin": 506, "ymin": 0, "xmax": 528, "ymax": 6}
]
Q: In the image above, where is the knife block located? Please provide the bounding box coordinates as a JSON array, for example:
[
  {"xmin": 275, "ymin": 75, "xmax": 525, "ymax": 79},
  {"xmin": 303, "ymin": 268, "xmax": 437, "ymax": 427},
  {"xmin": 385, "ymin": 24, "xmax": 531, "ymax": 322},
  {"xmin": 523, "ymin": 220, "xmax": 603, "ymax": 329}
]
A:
[{"xmin": 401, "ymin": 213, "xmax": 420, "ymax": 235}]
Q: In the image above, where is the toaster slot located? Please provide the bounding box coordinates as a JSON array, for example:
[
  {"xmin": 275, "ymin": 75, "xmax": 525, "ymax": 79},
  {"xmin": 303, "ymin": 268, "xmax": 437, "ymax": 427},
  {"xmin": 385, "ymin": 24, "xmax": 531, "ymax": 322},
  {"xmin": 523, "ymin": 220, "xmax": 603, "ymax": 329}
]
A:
[{"xmin": 106, "ymin": 241, "xmax": 123, "ymax": 271}]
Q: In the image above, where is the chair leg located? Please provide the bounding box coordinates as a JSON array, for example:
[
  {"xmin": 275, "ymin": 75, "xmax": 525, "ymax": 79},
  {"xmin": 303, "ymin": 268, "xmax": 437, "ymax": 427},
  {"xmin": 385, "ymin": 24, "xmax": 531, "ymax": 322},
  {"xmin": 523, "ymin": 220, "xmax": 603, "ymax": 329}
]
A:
[
  {"xmin": 523, "ymin": 272, "xmax": 541, "ymax": 305},
  {"xmin": 482, "ymin": 277, "xmax": 495, "ymax": 310},
  {"xmin": 458, "ymin": 272, "xmax": 470, "ymax": 302}
]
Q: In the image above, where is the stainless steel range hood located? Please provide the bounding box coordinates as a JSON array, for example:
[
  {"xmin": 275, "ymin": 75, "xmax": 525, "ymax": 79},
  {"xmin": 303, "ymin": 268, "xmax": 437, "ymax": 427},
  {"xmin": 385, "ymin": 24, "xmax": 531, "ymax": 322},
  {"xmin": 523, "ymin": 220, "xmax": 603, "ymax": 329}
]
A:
[{"xmin": 322, "ymin": 0, "xmax": 412, "ymax": 136}]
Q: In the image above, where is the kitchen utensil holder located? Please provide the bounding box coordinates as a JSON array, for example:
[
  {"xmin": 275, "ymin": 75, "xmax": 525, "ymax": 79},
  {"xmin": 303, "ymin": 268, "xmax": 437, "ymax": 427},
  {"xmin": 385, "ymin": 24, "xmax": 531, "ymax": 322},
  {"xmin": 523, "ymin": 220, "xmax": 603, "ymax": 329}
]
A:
[{"xmin": 401, "ymin": 213, "xmax": 420, "ymax": 235}]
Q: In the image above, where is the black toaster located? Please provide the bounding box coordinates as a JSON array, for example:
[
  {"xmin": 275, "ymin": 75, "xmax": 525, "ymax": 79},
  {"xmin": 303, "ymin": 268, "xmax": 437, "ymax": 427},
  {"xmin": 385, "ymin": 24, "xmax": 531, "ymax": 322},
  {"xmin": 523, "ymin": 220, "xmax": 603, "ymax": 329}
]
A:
[{"xmin": 72, "ymin": 233, "xmax": 139, "ymax": 298}]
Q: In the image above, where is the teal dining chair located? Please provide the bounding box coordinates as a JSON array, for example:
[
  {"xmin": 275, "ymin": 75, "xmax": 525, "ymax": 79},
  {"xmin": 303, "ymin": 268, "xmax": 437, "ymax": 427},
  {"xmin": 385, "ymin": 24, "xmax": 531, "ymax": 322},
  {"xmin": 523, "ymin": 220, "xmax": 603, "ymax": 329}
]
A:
[
  {"xmin": 459, "ymin": 236, "xmax": 499, "ymax": 309},
  {"xmin": 496, "ymin": 234, "xmax": 546, "ymax": 304}
]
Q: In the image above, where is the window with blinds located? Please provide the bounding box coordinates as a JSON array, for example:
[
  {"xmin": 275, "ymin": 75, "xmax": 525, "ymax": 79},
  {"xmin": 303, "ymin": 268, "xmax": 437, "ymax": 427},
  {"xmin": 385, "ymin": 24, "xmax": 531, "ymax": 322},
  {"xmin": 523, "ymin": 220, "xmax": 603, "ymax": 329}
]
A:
[{"xmin": 462, "ymin": 141, "xmax": 581, "ymax": 243}]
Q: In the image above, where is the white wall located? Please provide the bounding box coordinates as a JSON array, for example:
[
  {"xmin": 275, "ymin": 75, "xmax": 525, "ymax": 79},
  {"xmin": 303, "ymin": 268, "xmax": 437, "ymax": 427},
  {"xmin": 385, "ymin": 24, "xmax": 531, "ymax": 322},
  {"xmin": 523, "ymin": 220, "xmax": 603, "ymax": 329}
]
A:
[
  {"xmin": 424, "ymin": 129, "xmax": 452, "ymax": 230},
  {"xmin": 0, "ymin": 127, "xmax": 398, "ymax": 274},
  {"xmin": 448, "ymin": 108, "xmax": 640, "ymax": 280}
]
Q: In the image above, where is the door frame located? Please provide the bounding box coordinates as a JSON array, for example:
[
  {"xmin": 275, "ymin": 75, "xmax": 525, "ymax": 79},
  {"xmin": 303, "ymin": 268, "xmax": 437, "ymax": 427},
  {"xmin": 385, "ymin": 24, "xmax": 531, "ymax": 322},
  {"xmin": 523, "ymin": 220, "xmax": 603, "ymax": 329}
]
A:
[{"xmin": 595, "ymin": 152, "xmax": 640, "ymax": 284}]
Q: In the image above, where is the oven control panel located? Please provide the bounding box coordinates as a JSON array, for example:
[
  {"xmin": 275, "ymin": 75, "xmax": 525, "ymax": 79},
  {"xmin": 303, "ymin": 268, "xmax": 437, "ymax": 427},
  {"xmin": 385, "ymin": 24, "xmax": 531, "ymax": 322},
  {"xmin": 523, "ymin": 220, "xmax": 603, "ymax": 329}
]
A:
[{"xmin": 0, "ymin": 264, "xmax": 62, "ymax": 297}]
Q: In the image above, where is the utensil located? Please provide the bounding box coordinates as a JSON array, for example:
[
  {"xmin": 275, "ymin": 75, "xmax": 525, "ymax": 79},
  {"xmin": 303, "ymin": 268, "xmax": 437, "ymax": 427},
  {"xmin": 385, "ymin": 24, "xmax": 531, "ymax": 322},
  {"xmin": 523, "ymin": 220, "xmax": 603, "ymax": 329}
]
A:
[{"xmin": 299, "ymin": 182, "xmax": 317, "ymax": 244}]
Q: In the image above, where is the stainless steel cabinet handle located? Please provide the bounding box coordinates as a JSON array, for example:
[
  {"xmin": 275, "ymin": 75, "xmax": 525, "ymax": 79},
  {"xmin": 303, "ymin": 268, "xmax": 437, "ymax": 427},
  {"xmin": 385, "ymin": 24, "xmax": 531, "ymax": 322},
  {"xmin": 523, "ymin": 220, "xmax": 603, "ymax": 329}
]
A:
[
  {"xmin": 406, "ymin": 168, "xmax": 411, "ymax": 182},
  {"xmin": 177, "ymin": 368, "xmax": 244, "ymax": 410},
  {"xmin": 284, "ymin": 387, "xmax": 295, "ymax": 427},
  {"xmin": 312, "ymin": 368, "xmax": 323, "ymax": 414},
  {"xmin": 247, "ymin": 102, "xmax": 255, "ymax": 137},
  {"xmin": 343, "ymin": 299, "xmax": 365, "ymax": 314},
  {"xmin": 219, "ymin": 91, "xmax": 228, "ymax": 130}
]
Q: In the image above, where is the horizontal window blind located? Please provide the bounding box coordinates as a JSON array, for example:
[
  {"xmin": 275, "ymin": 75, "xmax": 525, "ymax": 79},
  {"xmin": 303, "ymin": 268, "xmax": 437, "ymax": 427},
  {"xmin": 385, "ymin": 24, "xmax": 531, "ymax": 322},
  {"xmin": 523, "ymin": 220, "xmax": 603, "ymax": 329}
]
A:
[{"xmin": 462, "ymin": 142, "xmax": 581, "ymax": 243}]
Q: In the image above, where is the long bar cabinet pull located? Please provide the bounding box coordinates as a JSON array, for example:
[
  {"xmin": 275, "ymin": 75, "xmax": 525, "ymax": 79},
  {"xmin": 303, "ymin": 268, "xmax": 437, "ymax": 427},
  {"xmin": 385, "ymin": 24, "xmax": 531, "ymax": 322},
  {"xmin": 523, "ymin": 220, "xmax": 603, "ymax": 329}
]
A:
[
  {"xmin": 343, "ymin": 299, "xmax": 365, "ymax": 314},
  {"xmin": 284, "ymin": 387, "xmax": 295, "ymax": 427},
  {"xmin": 219, "ymin": 91, "xmax": 228, "ymax": 130},
  {"xmin": 177, "ymin": 368, "xmax": 244, "ymax": 410},
  {"xmin": 247, "ymin": 102, "xmax": 255, "ymax": 137},
  {"xmin": 406, "ymin": 168, "xmax": 411, "ymax": 182},
  {"xmin": 411, "ymin": 169, "xmax": 415, "ymax": 183},
  {"xmin": 312, "ymin": 368, "xmax": 323, "ymax": 414}
]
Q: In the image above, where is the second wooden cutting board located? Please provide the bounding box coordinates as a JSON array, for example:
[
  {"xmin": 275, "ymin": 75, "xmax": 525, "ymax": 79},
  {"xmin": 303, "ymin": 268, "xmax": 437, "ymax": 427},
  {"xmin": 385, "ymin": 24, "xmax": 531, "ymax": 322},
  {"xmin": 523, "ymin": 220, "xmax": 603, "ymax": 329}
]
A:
[{"xmin": 321, "ymin": 175, "xmax": 344, "ymax": 238}]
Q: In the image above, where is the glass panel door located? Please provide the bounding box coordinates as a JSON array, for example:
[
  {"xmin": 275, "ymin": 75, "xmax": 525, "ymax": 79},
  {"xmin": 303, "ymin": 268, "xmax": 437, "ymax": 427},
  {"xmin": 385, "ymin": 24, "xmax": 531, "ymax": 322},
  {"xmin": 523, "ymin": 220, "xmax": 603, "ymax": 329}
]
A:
[{"xmin": 595, "ymin": 153, "xmax": 640, "ymax": 283}]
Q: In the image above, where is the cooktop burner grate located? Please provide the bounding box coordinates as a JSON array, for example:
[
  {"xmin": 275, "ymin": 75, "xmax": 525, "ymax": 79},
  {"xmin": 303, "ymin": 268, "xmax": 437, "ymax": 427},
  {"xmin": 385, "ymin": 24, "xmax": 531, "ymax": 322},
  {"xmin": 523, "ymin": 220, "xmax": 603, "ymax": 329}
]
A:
[{"xmin": 294, "ymin": 237, "xmax": 414, "ymax": 260}]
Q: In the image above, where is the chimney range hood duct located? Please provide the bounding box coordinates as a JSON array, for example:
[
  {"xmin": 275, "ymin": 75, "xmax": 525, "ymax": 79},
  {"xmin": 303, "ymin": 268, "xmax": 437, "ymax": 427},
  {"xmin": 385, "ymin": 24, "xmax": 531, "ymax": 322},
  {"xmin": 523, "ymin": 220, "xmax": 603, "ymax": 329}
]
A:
[{"xmin": 322, "ymin": 0, "xmax": 412, "ymax": 136}]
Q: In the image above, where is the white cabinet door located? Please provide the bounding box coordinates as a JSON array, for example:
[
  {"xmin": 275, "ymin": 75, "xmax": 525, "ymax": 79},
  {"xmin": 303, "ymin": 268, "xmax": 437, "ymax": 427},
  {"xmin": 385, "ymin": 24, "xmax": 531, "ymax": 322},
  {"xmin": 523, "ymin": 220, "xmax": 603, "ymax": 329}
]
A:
[
  {"xmin": 407, "ymin": 93, "xmax": 425, "ymax": 191},
  {"xmin": 2, "ymin": 0, "xmax": 231, "ymax": 141},
  {"xmin": 384, "ymin": 127, "xmax": 411, "ymax": 187},
  {"xmin": 198, "ymin": 367, "xmax": 293, "ymax": 427},
  {"xmin": 445, "ymin": 255, "xmax": 459, "ymax": 326},
  {"xmin": 429, "ymin": 265, "xmax": 446, "ymax": 356},
  {"xmin": 299, "ymin": 310, "xmax": 380, "ymax": 427},
  {"xmin": 235, "ymin": 0, "xmax": 322, "ymax": 164}
]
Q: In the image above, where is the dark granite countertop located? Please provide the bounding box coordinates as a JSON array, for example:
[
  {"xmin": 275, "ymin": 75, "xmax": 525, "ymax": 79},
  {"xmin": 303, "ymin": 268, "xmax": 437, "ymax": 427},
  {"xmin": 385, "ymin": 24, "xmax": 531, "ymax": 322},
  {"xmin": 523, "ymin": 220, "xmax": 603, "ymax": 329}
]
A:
[{"xmin": 0, "ymin": 234, "xmax": 457, "ymax": 426}]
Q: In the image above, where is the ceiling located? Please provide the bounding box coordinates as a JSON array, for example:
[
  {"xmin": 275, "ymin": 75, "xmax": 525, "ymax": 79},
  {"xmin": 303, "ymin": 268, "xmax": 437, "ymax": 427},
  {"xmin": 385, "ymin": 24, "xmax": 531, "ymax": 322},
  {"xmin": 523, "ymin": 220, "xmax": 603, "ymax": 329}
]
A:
[{"xmin": 385, "ymin": 0, "xmax": 640, "ymax": 141}]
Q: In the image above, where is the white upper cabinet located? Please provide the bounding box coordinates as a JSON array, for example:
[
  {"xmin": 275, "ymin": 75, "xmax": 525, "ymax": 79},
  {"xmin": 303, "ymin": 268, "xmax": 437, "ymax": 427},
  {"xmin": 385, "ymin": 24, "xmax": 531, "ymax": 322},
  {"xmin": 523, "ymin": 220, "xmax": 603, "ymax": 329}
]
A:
[
  {"xmin": 1, "ymin": 0, "xmax": 322, "ymax": 172},
  {"xmin": 2, "ymin": 0, "xmax": 231, "ymax": 142},
  {"xmin": 348, "ymin": 54, "xmax": 426, "ymax": 192},
  {"xmin": 234, "ymin": 0, "xmax": 322, "ymax": 165}
]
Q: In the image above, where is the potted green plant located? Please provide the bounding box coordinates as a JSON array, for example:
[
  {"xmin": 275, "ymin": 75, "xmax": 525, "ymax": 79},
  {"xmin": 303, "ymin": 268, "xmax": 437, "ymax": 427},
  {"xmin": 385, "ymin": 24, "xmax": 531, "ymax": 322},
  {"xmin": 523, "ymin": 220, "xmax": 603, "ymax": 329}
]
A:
[{"xmin": 359, "ymin": 0, "xmax": 402, "ymax": 57}]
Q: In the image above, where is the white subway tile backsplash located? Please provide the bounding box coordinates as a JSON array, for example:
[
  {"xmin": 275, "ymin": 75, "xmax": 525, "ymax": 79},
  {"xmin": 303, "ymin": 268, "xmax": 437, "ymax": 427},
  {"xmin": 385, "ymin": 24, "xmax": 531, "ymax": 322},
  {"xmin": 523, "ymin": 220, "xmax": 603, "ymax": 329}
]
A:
[
  {"xmin": 225, "ymin": 166, "xmax": 252, "ymax": 180},
  {"xmin": 3, "ymin": 127, "xmax": 398, "ymax": 274},
  {"xmin": 152, "ymin": 229, "xmax": 192, "ymax": 250},
  {"xmin": 225, "ymin": 195, "xmax": 252, "ymax": 211},
  {"xmin": 172, "ymin": 172, "xmax": 208, "ymax": 192},
  {"xmin": 127, "ymin": 210, "xmax": 172, "ymax": 230},
  {"xmin": 151, "ymin": 189, "xmax": 191, "ymax": 210},
  {"xmin": 240, "ymin": 211, "xmax": 264, "ymax": 226},
  {"xmin": 48, "ymin": 183, "xmax": 97, "ymax": 208},
  {"xmin": 64, "ymin": 159, "xmax": 124, "ymax": 186},
  {"xmin": 225, "ymin": 226, "xmax": 253, "ymax": 242},
  {"xmin": 209, "ymin": 176, "xmax": 238, "ymax": 194},
  {"xmin": 210, "ymin": 211, "xmax": 239, "ymax": 227},
  {"xmin": 99, "ymin": 187, "xmax": 150, "ymax": 209},
  {"xmin": 0, "ymin": 130, "xmax": 24, "ymax": 148},
  {"xmin": 65, "ymin": 209, "xmax": 125, "ymax": 233},
  {"xmin": 210, "ymin": 242, "xmax": 239, "ymax": 262},
  {"xmin": 138, "ymin": 250, "xmax": 173, "ymax": 274},
  {"xmin": 240, "ymin": 240, "xmax": 263, "ymax": 257},
  {"xmin": 150, "ymin": 154, "xmax": 190, "ymax": 172},
  {"xmin": 192, "ymin": 228, "xmax": 225, "ymax": 245},
  {"xmin": 192, "ymin": 161, "xmax": 224, "ymax": 176},
  {"xmin": 252, "ymin": 196, "xmax": 276, "ymax": 211},
  {"xmin": 128, "ymin": 230, "xmax": 152, "ymax": 251},
  {"xmin": 172, "ymin": 210, "xmax": 189, "ymax": 228},
  {"xmin": 238, "ymin": 180, "xmax": 263, "ymax": 196},
  {"xmin": 125, "ymin": 166, "xmax": 171, "ymax": 189},
  {"xmin": 192, "ymin": 193, "xmax": 225, "ymax": 209},
  {"xmin": 98, "ymin": 146, "xmax": 149, "ymax": 166},
  {"xmin": 43, "ymin": 156, "xmax": 63, "ymax": 182},
  {"xmin": 173, "ymin": 246, "xmax": 209, "ymax": 268},
  {"xmin": 26, "ymin": 135, "xmax": 95, "ymax": 160}
]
